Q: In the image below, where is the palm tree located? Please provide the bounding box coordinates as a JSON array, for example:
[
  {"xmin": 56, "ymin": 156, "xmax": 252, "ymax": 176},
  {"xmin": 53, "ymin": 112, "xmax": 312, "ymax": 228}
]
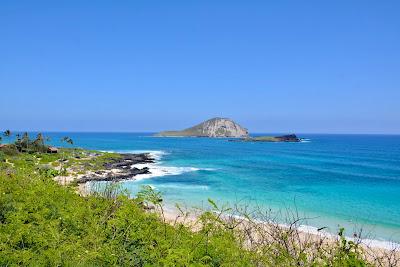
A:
[
  {"xmin": 67, "ymin": 138, "xmax": 73, "ymax": 146},
  {"xmin": 4, "ymin": 130, "xmax": 11, "ymax": 137},
  {"xmin": 61, "ymin": 136, "xmax": 73, "ymax": 146},
  {"xmin": 22, "ymin": 132, "xmax": 30, "ymax": 152},
  {"xmin": 34, "ymin": 133, "xmax": 45, "ymax": 152},
  {"xmin": 60, "ymin": 137, "xmax": 74, "ymax": 175},
  {"xmin": 14, "ymin": 133, "xmax": 22, "ymax": 152},
  {"xmin": 36, "ymin": 133, "xmax": 44, "ymax": 144},
  {"xmin": 3, "ymin": 130, "xmax": 11, "ymax": 144}
]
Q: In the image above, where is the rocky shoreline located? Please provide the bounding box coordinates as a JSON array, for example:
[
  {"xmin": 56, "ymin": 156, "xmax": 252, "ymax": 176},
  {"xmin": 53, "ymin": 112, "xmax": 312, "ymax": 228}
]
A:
[{"xmin": 77, "ymin": 153, "xmax": 155, "ymax": 183}]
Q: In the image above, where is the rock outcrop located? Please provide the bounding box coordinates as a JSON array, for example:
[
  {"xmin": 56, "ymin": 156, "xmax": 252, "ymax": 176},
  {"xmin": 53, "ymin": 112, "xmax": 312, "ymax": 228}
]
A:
[
  {"xmin": 77, "ymin": 153, "xmax": 154, "ymax": 183},
  {"xmin": 230, "ymin": 134, "xmax": 302, "ymax": 142},
  {"xmin": 156, "ymin": 117, "xmax": 249, "ymax": 138},
  {"xmin": 274, "ymin": 134, "xmax": 301, "ymax": 142}
]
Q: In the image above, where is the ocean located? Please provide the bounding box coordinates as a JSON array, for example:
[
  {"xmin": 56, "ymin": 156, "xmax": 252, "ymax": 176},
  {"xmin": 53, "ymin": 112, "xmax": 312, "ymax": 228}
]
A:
[{"xmin": 7, "ymin": 132, "xmax": 400, "ymax": 247}]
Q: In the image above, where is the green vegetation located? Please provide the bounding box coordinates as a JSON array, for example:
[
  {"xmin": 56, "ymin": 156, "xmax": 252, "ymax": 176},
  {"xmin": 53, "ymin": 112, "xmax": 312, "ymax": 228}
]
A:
[
  {"xmin": 0, "ymin": 152, "xmax": 255, "ymax": 266},
  {"xmin": 2, "ymin": 131, "xmax": 49, "ymax": 154},
  {"xmin": 0, "ymin": 141, "xmax": 396, "ymax": 265},
  {"xmin": 246, "ymin": 136, "xmax": 281, "ymax": 142},
  {"xmin": 156, "ymin": 130, "xmax": 203, "ymax": 137}
]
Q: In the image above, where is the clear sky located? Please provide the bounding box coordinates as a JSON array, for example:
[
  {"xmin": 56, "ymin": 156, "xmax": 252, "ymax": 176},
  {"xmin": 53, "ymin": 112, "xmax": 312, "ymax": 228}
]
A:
[{"xmin": 1, "ymin": 1, "xmax": 399, "ymax": 133}]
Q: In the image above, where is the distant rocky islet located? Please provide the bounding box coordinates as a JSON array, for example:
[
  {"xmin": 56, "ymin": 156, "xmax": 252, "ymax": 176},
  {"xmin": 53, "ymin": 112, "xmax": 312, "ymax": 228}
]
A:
[
  {"xmin": 155, "ymin": 117, "xmax": 302, "ymax": 142},
  {"xmin": 155, "ymin": 117, "xmax": 249, "ymax": 138}
]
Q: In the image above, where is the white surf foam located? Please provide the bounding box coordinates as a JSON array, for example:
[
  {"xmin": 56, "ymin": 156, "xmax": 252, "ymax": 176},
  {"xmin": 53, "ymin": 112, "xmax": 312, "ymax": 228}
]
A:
[
  {"xmin": 224, "ymin": 215, "xmax": 400, "ymax": 250},
  {"xmin": 360, "ymin": 238, "xmax": 400, "ymax": 250},
  {"xmin": 116, "ymin": 150, "xmax": 169, "ymax": 160},
  {"xmin": 133, "ymin": 163, "xmax": 214, "ymax": 181},
  {"xmin": 104, "ymin": 149, "xmax": 214, "ymax": 181},
  {"xmin": 297, "ymin": 224, "xmax": 400, "ymax": 250},
  {"xmin": 145, "ymin": 183, "xmax": 209, "ymax": 191}
]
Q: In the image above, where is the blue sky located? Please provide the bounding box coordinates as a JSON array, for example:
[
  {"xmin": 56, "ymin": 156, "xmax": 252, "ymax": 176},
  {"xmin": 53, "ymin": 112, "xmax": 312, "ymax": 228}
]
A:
[{"xmin": 1, "ymin": 1, "xmax": 399, "ymax": 133}]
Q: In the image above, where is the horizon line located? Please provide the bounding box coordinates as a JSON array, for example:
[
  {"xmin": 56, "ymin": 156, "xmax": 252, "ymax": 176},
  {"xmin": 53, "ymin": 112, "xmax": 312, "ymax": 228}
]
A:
[{"xmin": 2, "ymin": 130, "xmax": 400, "ymax": 136}]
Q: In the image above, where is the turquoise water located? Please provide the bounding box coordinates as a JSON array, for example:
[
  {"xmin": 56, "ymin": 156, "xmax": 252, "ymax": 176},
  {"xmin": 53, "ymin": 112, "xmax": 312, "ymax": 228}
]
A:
[{"xmin": 7, "ymin": 133, "xmax": 400, "ymax": 244}]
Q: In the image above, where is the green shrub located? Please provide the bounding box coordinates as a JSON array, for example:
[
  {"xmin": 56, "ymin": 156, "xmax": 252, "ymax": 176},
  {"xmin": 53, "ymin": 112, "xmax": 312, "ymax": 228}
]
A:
[
  {"xmin": 38, "ymin": 167, "xmax": 60, "ymax": 178},
  {"xmin": 0, "ymin": 144, "xmax": 19, "ymax": 156}
]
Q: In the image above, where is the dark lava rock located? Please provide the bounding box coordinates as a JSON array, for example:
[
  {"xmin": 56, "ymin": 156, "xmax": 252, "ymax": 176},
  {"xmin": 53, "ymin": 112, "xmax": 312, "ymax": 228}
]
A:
[
  {"xmin": 275, "ymin": 134, "xmax": 301, "ymax": 142},
  {"xmin": 77, "ymin": 153, "xmax": 154, "ymax": 183}
]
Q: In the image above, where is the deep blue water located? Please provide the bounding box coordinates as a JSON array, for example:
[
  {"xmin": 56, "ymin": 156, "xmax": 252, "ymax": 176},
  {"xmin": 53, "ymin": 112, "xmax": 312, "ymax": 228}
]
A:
[{"xmin": 5, "ymin": 133, "xmax": 400, "ymax": 243}]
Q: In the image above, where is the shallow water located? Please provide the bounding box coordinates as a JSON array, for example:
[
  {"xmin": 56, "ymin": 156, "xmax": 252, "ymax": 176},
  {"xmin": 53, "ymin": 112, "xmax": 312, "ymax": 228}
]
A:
[{"xmin": 9, "ymin": 132, "xmax": 400, "ymax": 245}]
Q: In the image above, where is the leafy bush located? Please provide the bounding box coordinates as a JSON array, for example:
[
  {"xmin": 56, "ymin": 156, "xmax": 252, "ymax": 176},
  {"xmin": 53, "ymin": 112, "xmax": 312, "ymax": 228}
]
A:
[
  {"xmin": 38, "ymin": 166, "xmax": 60, "ymax": 178},
  {"xmin": 0, "ymin": 164, "xmax": 250, "ymax": 266},
  {"xmin": 0, "ymin": 144, "xmax": 19, "ymax": 156}
]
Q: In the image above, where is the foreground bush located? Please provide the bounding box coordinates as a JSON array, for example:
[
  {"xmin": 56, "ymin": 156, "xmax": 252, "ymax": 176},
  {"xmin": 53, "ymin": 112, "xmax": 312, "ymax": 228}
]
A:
[{"xmin": 0, "ymin": 163, "xmax": 254, "ymax": 266}]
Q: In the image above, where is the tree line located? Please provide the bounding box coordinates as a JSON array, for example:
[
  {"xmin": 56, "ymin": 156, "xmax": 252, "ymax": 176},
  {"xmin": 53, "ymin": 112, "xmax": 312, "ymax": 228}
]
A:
[{"xmin": 0, "ymin": 130, "xmax": 73, "ymax": 154}]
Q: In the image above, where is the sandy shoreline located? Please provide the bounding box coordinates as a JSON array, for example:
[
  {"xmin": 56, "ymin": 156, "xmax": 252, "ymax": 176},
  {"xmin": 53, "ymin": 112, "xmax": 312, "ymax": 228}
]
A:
[
  {"xmin": 162, "ymin": 205, "xmax": 400, "ymax": 250},
  {"xmin": 160, "ymin": 206, "xmax": 400, "ymax": 265}
]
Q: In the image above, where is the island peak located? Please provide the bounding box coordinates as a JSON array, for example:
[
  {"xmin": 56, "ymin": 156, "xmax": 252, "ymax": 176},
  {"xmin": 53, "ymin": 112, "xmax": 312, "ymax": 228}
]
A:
[{"xmin": 156, "ymin": 117, "xmax": 249, "ymax": 138}]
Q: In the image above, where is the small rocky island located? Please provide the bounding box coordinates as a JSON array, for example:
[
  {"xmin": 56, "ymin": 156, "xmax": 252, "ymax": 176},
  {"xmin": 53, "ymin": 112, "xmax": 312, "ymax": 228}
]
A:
[
  {"xmin": 156, "ymin": 118, "xmax": 304, "ymax": 142},
  {"xmin": 155, "ymin": 117, "xmax": 249, "ymax": 138},
  {"xmin": 231, "ymin": 134, "xmax": 302, "ymax": 143}
]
